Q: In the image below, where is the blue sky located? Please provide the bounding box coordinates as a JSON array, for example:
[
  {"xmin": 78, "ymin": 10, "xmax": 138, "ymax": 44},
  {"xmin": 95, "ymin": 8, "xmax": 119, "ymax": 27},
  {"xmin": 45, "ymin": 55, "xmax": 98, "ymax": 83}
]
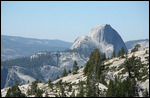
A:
[{"xmin": 1, "ymin": 1, "xmax": 149, "ymax": 42}]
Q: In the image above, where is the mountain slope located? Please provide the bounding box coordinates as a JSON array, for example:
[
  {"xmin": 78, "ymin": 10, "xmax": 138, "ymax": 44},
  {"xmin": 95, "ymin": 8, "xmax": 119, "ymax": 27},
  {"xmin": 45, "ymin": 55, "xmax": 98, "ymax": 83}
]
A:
[
  {"xmin": 1, "ymin": 35, "xmax": 73, "ymax": 61},
  {"xmin": 125, "ymin": 39, "xmax": 149, "ymax": 50},
  {"xmin": 70, "ymin": 24, "xmax": 127, "ymax": 57},
  {"xmin": 1, "ymin": 51, "xmax": 88, "ymax": 89},
  {"xmin": 1, "ymin": 46, "xmax": 149, "ymax": 97}
]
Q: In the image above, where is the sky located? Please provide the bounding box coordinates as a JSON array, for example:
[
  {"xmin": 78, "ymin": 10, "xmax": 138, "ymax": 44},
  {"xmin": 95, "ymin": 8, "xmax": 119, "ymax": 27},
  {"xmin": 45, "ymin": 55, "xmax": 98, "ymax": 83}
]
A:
[{"xmin": 1, "ymin": 1, "xmax": 149, "ymax": 43}]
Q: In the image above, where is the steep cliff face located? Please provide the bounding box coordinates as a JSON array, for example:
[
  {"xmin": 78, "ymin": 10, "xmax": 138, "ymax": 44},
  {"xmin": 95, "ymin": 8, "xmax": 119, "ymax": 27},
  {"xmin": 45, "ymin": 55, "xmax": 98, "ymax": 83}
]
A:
[{"xmin": 71, "ymin": 24, "xmax": 127, "ymax": 57}]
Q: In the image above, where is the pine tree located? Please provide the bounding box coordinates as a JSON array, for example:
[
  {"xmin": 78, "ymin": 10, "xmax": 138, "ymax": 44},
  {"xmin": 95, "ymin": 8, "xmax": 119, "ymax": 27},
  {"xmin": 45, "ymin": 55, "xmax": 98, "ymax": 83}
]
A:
[
  {"xmin": 117, "ymin": 50, "xmax": 121, "ymax": 57},
  {"xmin": 73, "ymin": 60, "xmax": 79, "ymax": 73},
  {"xmin": 121, "ymin": 47, "xmax": 125, "ymax": 58},
  {"xmin": 83, "ymin": 61, "xmax": 90, "ymax": 75},
  {"xmin": 61, "ymin": 68, "xmax": 68, "ymax": 77},
  {"xmin": 131, "ymin": 78, "xmax": 139, "ymax": 97},
  {"xmin": 100, "ymin": 74, "xmax": 107, "ymax": 86},
  {"xmin": 84, "ymin": 48, "xmax": 106, "ymax": 97},
  {"xmin": 48, "ymin": 79, "xmax": 53, "ymax": 90},
  {"xmin": 30, "ymin": 80, "xmax": 38, "ymax": 95},
  {"xmin": 143, "ymin": 89, "xmax": 149, "ymax": 97},
  {"xmin": 60, "ymin": 85, "xmax": 66, "ymax": 97},
  {"xmin": 70, "ymin": 90, "xmax": 75, "ymax": 97},
  {"xmin": 5, "ymin": 81, "xmax": 26, "ymax": 97},
  {"xmin": 56, "ymin": 75, "xmax": 60, "ymax": 80},
  {"xmin": 95, "ymin": 83, "xmax": 100, "ymax": 97},
  {"xmin": 101, "ymin": 53, "xmax": 106, "ymax": 61},
  {"xmin": 131, "ymin": 44, "xmax": 141, "ymax": 52},
  {"xmin": 125, "ymin": 50, "xmax": 128, "ymax": 59},
  {"xmin": 68, "ymin": 84, "xmax": 72, "ymax": 92},
  {"xmin": 112, "ymin": 50, "xmax": 116, "ymax": 58},
  {"xmin": 76, "ymin": 81, "xmax": 84, "ymax": 97},
  {"xmin": 86, "ymin": 74, "xmax": 93, "ymax": 97},
  {"xmin": 45, "ymin": 91, "xmax": 49, "ymax": 97},
  {"xmin": 68, "ymin": 69, "xmax": 71, "ymax": 74},
  {"xmin": 106, "ymin": 80, "xmax": 115, "ymax": 97},
  {"xmin": 35, "ymin": 88, "xmax": 44, "ymax": 97}
]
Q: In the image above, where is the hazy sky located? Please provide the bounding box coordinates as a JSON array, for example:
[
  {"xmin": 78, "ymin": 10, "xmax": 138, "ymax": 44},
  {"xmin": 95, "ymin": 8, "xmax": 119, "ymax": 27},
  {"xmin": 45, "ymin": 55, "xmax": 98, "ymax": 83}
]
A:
[{"xmin": 1, "ymin": 1, "xmax": 149, "ymax": 42}]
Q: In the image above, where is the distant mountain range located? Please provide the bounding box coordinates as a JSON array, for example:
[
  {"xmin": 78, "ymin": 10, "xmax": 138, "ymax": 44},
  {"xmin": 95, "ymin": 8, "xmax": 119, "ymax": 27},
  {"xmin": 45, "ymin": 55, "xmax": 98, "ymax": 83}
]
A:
[
  {"xmin": 1, "ymin": 35, "xmax": 73, "ymax": 61},
  {"xmin": 125, "ymin": 39, "xmax": 149, "ymax": 50}
]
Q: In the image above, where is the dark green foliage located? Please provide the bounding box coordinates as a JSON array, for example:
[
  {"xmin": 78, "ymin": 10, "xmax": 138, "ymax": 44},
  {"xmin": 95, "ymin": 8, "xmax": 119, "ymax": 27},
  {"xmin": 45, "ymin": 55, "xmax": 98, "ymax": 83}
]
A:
[
  {"xmin": 59, "ymin": 85, "xmax": 66, "ymax": 97},
  {"xmin": 101, "ymin": 53, "xmax": 106, "ymax": 61},
  {"xmin": 121, "ymin": 47, "xmax": 125, "ymax": 58},
  {"xmin": 30, "ymin": 80, "xmax": 38, "ymax": 95},
  {"xmin": 86, "ymin": 74, "xmax": 93, "ymax": 97},
  {"xmin": 112, "ymin": 50, "xmax": 116, "ymax": 58},
  {"xmin": 73, "ymin": 60, "xmax": 79, "ymax": 73},
  {"xmin": 84, "ymin": 48, "xmax": 105, "ymax": 80},
  {"xmin": 121, "ymin": 47, "xmax": 125, "ymax": 55},
  {"xmin": 106, "ymin": 79, "xmax": 115, "ymax": 97},
  {"xmin": 80, "ymin": 66, "xmax": 83, "ymax": 69},
  {"xmin": 106, "ymin": 76, "xmax": 139, "ymax": 97},
  {"xmin": 131, "ymin": 44, "xmax": 141, "ymax": 53},
  {"xmin": 106, "ymin": 55, "xmax": 144, "ymax": 97},
  {"xmin": 113, "ymin": 54, "xmax": 143, "ymax": 97},
  {"xmin": 86, "ymin": 73, "xmax": 100, "ymax": 97},
  {"xmin": 5, "ymin": 81, "xmax": 26, "ymax": 97},
  {"xmin": 143, "ymin": 89, "xmax": 149, "ymax": 97},
  {"xmin": 55, "ymin": 79, "xmax": 62, "ymax": 87},
  {"xmin": 100, "ymin": 74, "xmax": 107, "ymax": 86},
  {"xmin": 76, "ymin": 81, "xmax": 84, "ymax": 97},
  {"xmin": 145, "ymin": 50, "xmax": 148, "ymax": 54},
  {"xmin": 61, "ymin": 68, "xmax": 68, "ymax": 77},
  {"xmin": 35, "ymin": 88, "xmax": 44, "ymax": 97},
  {"xmin": 124, "ymin": 55, "xmax": 143, "ymax": 79},
  {"xmin": 68, "ymin": 84, "xmax": 72, "ymax": 92},
  {"xmin": 45, "ymin": 92, "xmax": 49, "ymax": 97},
  {"xmin": 35, "ymin": 78, "xmax": 42, "ymax": 83},
  {"xmin": 48, "ymin": 79, "xmax": 53, "ymax": 89},
  {"xmin": 27, "ymin": 79, "xmax": 44, "ymax": 96},
  {"xmin": 70, "ymin": 90, "xmax": 75, "ymax": 97},
  {"xmin": 56, "ymin": 75, "xmax": 60, "ymax": 80},
  {"xmin": 72, "ymin": 71, "xmax": 78, "ymax": 75},
  {"xmin": 117, "ymin": 50, "xmax": 121, "ymax": 57},
  {"xmin": 125, "ymin": 50, "xmax": 128, "ymax": 58},
  {"xmin": 118, "ymin": 54, "xmax": 148, "ymax": 81},
  {"xmin": 68, "ymin": 69, "xmax": 71, "ymax": 74},
  {"xmin": 84, "ymin": 48, "xmax": 106, "ymax": 97},
  {"xmin": 117, "ymin": 47, "xmax": 126, "ymax": 58}
]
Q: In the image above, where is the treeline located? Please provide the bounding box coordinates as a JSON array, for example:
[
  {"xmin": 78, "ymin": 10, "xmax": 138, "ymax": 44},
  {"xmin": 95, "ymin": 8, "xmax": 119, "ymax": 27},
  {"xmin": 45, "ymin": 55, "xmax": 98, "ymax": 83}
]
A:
[{"xmin": 1, "ymin": 52, "xmax": 59, "ymax": 69}]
